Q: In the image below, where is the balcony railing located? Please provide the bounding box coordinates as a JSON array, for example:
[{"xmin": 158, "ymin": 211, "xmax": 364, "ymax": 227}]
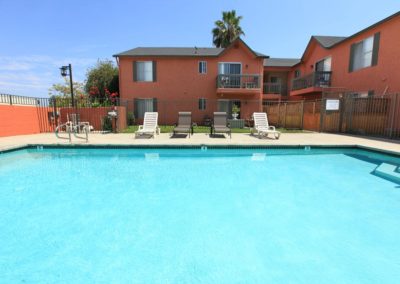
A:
[
  {"xmin": 217, "ymin": 74, "xmax": 260, "ymax": 89},
  {"xmin": 291, "ymin": 71, "xmax": 332, "ymax": 91},
  {"xmin": 263, "ymin": 83, "xmax": 287, "ymax": 95}
]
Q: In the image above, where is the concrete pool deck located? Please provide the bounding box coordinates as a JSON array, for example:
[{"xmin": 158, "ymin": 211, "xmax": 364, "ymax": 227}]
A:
[{"xmin": 0, "ymin": 132, "xmax": 399, "ymax": 154}]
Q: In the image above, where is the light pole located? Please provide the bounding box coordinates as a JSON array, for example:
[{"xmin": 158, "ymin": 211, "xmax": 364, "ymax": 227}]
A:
[{"xmin": 60, "ymin": 64, "xmax": 75, "ymax": 107}]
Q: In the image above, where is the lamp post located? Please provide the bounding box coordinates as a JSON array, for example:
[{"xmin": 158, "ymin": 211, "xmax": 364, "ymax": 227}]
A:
[{"xmin": 60, "ymin": 64, "xmax": 75, "ymax": 107}]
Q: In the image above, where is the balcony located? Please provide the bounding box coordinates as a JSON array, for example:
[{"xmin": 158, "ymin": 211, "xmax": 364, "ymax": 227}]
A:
[
  {"xmin": 292, "ymin": 71, "xmax": 332, "ymax": 91},
  {"xmin": 216, "ymin": 74, "xmax": 261, "ymax": 95},
  {"xmin": 263, "ymin": 83, "xmax": 287, "ymax": 96}
]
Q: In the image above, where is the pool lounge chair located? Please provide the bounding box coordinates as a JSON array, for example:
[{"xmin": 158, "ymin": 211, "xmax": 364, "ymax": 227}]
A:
[
  {"xmin": 251, "ymin": 112, "xmax": 281, "ymax": 139},
  {"xmin": 135, "ymin": 112, "xmax": 160, "ymax": 138},
  {"xmin": 211, "ymin": 112, "xmax": 231, "ymax": 138},
  {"xmin": 172, "ymin": 112, "xmax": 193, "ymax": 137}
]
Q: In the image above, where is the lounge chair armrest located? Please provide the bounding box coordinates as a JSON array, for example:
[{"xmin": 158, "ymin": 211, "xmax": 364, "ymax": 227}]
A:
[
  {"xmin": 268, "ymin": 126, "xmax": 276, "ymax": 131},
  {"xmin": 227, "ymin": 122, "xmax": 231, "ymax": 127}
]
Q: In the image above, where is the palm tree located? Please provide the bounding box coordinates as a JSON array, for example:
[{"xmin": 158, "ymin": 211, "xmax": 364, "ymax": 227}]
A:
[{"xmin": 212, "ymin": 10, "xmax": 245, "ymax": 48}]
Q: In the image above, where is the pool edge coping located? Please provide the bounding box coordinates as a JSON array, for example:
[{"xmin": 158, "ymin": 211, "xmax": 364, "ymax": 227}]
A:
[{"xmin": 1, "ymin": 143, "xmax": 399, "ymax": 157}]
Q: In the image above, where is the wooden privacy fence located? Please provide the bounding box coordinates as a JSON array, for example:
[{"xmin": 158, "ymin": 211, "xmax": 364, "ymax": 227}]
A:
[
  {"xmin": 59, "ymin": 106, "xmax": 127, "ymax": 132},
  {"xmin": 263, "ymin": 93, "xmax": 400, "ymax": 139}
]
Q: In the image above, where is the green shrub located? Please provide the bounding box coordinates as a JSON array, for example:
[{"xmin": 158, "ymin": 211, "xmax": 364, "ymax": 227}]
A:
[
  {"xmin": 102, "ymin": 116, "xmax": 113, "ymax": 131},
  {"xmin": 127, "ymin": 112, "xmax": 135, "ymax": 125}
]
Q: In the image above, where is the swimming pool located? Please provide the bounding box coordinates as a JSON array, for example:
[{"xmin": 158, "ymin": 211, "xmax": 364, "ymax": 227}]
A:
[{"xmin": 1, "ymin": 146, "xmax": 400, "ymax": 283}]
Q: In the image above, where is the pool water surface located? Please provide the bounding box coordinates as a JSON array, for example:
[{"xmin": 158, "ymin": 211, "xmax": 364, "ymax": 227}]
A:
[{"xmin": 0, "ymin": 147, "xmax": 399, "ymax": 283}]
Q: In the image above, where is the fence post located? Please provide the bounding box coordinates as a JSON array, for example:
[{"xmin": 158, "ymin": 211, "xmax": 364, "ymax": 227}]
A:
[
  {"xmin": 300, "ymin": 100, "xmax": 304, "ymax": 129},
  {"xmin": 319, "ymin": 98, "xmax": 325, "ymax": 132},
  {"xmin": 338, "ymin": 97, "xmax": 344, "ymax": 133},
  {"xmin": 277, "ymin": 103, "xmax": 281, "ymax": 127},
  {"xmin": 9, "ymin": 94, "xmax": 12, "ymax": 105},
  {"xmin": 284, "ymin": 103, "xmax": 287, "ymax": 128},
  {"xmin": 389, "ymin": 93, "xmax": 399, "ymax": 139}
]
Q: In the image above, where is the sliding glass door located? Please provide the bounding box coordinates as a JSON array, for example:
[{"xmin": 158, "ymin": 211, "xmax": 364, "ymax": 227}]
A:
[{"xmin": 218, "ymin": 63, "xmax": 242, "ymax": 88}]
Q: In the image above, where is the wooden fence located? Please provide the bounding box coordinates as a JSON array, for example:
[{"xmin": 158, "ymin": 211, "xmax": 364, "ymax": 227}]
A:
[{"xmin": 263, "ymin": 93, "xmax": 400, "ymax": 139}]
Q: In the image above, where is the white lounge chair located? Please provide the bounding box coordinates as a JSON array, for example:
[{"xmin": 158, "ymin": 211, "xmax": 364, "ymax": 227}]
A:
[
  {"xmin": 251, "ymin": 112, "xmax": 281, "ymax": 139},
  {"xmin": 135, "ymin": 112, "xmax": 160, "ymax": 138}
]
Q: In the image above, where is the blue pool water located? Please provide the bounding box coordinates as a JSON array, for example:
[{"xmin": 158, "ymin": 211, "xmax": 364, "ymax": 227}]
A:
[{"xmin": 1, "ymin": 147, "xmax": 400, "ymax": 283}]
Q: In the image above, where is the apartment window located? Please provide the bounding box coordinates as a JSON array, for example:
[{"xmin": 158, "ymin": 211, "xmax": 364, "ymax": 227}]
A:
[
  {"xmin": 198, "ymin": 98, "xmax": 206, "ymax": 110},
  {"xmin": 218, "ymin": 63, "xmax": 241, "ymax": 75},
  {"xmin": 198, "ymin": 61, "xmax": 207, "ymax": 74},
  {"xmin": 294, "ymin": 70, "xmax": 301, "ymax": 78},
  {"xmin": 270, "ymin": 76, "xmax": 281, "ymax": 83},
  {"xmin": 355, "ymin": 92, "xmax": 369, "ymax": 98},
  {"xmin": 133, "ymin": 61, "xmax": 156, "ymax": 82},
  {"xmin": 134, "ymin": 98, "xmax": 157, "ymax": 119},
  {"xmin": 349, "ymin": 33, "xmax": 380, "ymax": 72},
  {"xmin": 315, "ymin": 57, "xmax": 331, "ymax": 72}
]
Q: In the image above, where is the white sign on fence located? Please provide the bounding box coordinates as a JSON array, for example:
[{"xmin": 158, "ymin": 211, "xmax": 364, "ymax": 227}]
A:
[{"xmin": 326, "ymin": 99, "xmax": 340, "ymax": 110}]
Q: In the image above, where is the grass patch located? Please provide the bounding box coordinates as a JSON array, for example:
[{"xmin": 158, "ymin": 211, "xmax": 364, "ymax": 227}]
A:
[{"xmin": 122, "ymin": 125, "xmax": 306, "ymax": 134}]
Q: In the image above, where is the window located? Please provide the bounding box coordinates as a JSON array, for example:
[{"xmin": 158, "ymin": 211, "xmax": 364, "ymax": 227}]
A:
[
  {"xmin": 270, "ymin": 76, "xmax": 281, "ymax": 83},
  {"xmin": 315, "ymin": 57, "xmax": 331, "ymax": 72},
  {"xmin": 134, "ymin": 98, "xmax": 157, "ymax": 119},
  {"xmin": 218, "ymin": 63, "xmax": 242, "ymax": 88},
  {"xmin": 351, "ymin": 36, "xmax": 373, "ymax": 71},
  {"xmin": 349, "ymin": 33, "xmax": 380, "ymax": 72},
  {"xmin": 351, "ymin": 92, "xmax": 369, "ymax": 98},
  {"xmin": 217, "ymin": 99, "xmax": 241, "ymax": 119},
  {"xmin": 294, "ymin": 70, "xmax": 301, "ymax": 78},
  {"xmin": 198, "ymin": 98, "xmax": 206, "ymax": 110},
  {"xmin": 134, "ymin": 61, "xmax": 156, "ymax": 82},
  {"xmin": 218, "ymin": 63, "xmax": 241, "ymax": 75},
  {"xmin": 198, "ymin": 61, "xmax": 207, "ymax": 74}
]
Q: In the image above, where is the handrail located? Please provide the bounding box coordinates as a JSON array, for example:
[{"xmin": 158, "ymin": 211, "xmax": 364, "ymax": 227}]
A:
[
  {"xmin": 55, "ymin": 120, "xmax": 90, "ymax": 143},
  {"xmin": 263, "ymin": 83, "xmax": 287, "ymax": 95},
  {"xmin": 72, "ymin": 123, "xmax": 89, "ymax": 142},
  {"xmin": 292, "ymin": 71, "xmax": 332, "ymax": 91},
  {"xmin": 55, "ymin": 122, "xmax": 72, "ymax": 142},
  {"xmin": 217, "ymin": 74, "xmax": 261, "ymax": 89}
]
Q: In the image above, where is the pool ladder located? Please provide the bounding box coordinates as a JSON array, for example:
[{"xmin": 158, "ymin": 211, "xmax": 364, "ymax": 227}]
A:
[{"xmin": 55, "ymin": 122, "xmax": 89, "ymax": 143}]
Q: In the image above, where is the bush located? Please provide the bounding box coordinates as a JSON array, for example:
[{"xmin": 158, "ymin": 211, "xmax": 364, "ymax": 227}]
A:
[
  {"xmin": 102, "ymin": 116, "xmax": 113, "ymax": 131},
  {"xmin": 127, "ymin": 112, "xmax": 135, "ymax": 125}
]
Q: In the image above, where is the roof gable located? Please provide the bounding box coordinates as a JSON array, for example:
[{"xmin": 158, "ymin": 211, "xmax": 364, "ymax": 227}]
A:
[
  {"xmin": 218, "ymin": 37, "xmax": 268, "ymax": 58},
  {"xmin": 299, "ymin": 11, "xmax": 400, "ymax": 63},
  {"xmin": 113, "ymin": 37, "xmax": 267, "ymax": 58},
  {"xmin": 264, "ymin": 58, "xmax": 301, "ymax": 67},
  {"xmin": 313, "ymin": 36, "xmax": 347, "ymax": 48}
]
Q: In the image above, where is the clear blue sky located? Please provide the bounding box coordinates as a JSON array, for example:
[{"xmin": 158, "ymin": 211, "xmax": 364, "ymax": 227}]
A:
[{"xmin": 0, "ymin": 0, "xmax": 399, "ymax": 97}]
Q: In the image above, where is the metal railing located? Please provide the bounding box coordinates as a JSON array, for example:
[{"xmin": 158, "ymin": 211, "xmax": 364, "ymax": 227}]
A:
[
  {"xmin": 1, "ymin": 93, "xmax": 399, "ymax": 140},
  {"xmin": 263, "ymin": 83, "xmax": 287, "ymax": 95},
  {"xmin": 217, "ymin": 74, "xmax": 260, "ymax": 89},
  {"xmin": 0, "ymin": 93, "xmax": 41, "ymax": 105},
  {"xmin": 291, "ymin": 71, "xmax": 332, "ymax": 91}
]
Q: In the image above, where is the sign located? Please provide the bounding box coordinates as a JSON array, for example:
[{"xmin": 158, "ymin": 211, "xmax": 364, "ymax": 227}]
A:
[
  {"xmin": 108, "ymin": 110, "xmax": 118, "ymax": 117},
  {"xmin": 326, "ymin": 99, "xmax": 340, "ymax": 110}
]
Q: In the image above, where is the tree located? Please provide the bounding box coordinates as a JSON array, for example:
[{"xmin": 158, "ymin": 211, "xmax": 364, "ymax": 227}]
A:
[
  {"xmin": 212, "ymin": 10, "xmax": 245, "ymax": 48},
  {"xmin": 48, "ymin": 79, "xmax": 86, "ymax": 106},
  {"xmin": 85, "ymin": 59, "xmax": 119, "ymax": 101},
  {"xmin": 48, "ymin": 78, "xmax": 85, "ymax": 98}
]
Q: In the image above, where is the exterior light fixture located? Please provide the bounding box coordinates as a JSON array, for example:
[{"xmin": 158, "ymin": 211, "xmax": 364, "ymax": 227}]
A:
[{"xmin": 59, "ymin": 64, "xmax": 75, "ymax": 107}]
